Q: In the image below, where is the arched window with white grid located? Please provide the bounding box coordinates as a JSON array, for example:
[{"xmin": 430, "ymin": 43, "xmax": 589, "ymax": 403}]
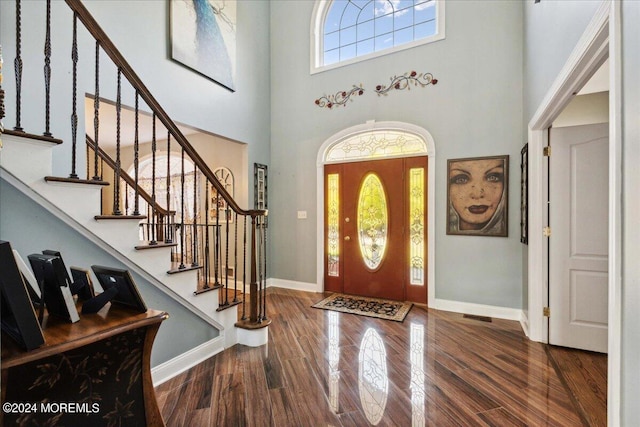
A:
[{"xmin": 311, "ymin": 0, "xmax": 445, "ymax": 73}]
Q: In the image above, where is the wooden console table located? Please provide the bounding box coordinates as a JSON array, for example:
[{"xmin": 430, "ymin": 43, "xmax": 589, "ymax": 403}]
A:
[{"xmin": 1, "ymin": 306, "xmax": 168, "ymax": 426}]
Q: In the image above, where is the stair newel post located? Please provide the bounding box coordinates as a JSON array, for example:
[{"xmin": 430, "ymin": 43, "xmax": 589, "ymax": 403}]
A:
[
  {"xmin": 179, "ymin": 147, "xmax": 186, "ymax": 269},
  {"xmin": 203, "ymin": 180, "xmax": 210, "ymax": 290},
  {"xmin": 69, "ymin": 12, "xmax": 79, "ymax": 179},
  {"xmin": 165, "ymin": 132, "xmax": 172, "ymax": 243},
  {"xmin": 233, "ymin": 211, "xmax": 238, "ymax": 303},
  {"xmin": 149, "ymin": 113, "xmax": 157, "ymax": 245},
  {"xmin": 43, "ymin": 0, "xmax": 53, "ymax": 137},
  {"xmin": 92, "ymin": 41, "xmax": 101, "ymax": 181},
  {"xmin": 241, "ymin": 215, "xmax": 247, "ymax": 320},
  {"xmin": 192, "ymin": 168, "xmax": 199, "ymax": 267},
  {"xmin": 112, "ymin": 69, "xmax": 122, "ymax": 215},
  {"xmin": 262, "ymin": 217, "xmax": 268, "ymax": 320},
  {"xmin": 13, "ymin": 0, "xmax": 24, "ymax": 132},
  {"xmin": 132, "ymin": 92, "xmax": 140, "ymax": 216},
  {"xmin": 250, "ymin": 215, "xmax": 259, "ymax": 323}
]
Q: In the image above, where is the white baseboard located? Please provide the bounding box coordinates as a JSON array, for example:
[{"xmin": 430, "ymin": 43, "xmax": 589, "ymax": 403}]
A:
[
  {"xmin": 430, "ymin": 298, "xmax": 524, "ymax": 323},
  {"xmin": 151, "ymin": 336, "xmax": 225, "ymax": 386},
  {"xmin": 267, "ymin": 278, "xmax": 321, "ymax": 293}
]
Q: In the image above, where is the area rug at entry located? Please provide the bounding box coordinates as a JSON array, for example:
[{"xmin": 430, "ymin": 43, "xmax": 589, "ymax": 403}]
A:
[{"xmin": 312, "ymin": 293, "xmax": 412, "ymax": 322}]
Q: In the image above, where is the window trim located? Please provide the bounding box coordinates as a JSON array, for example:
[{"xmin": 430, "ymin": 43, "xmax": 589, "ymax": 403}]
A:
[{"xmin": 310, "ymin": 0, "xmax": 446, "ymax": 74}]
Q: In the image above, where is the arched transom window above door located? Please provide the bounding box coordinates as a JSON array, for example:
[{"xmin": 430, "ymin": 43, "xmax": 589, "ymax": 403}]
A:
[
  {"xmin": 324, "ymin": 129, "xmax": 429, "ymax": 163},
  {"xmin": 311, "ymin": 0, "xmax": 446, "ymax": 73}
]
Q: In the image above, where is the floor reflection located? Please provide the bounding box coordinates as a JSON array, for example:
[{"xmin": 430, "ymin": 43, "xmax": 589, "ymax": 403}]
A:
[
  {"xmin": 326, "ymin": 313, "xmax": 426, "ymax": 426},
  {"xmin": 358, "ymin": 328, "xmax": 388, "ymax": 425},
  {"xmin": 328, "ymin": 311, "xmax": 340, "ymax": 413},
  {"xmin": 410, "ymin": 323, "xmax": 425, "ymax": 427}
]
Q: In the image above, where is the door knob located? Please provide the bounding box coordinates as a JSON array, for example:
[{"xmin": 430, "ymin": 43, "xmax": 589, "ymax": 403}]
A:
[
  {"xmin": 344, "ymin": 236, "xmax": 351, "ymax": 241},
  {"xmin": 345, "ymin": 217, "xmax": 350, "ymax": 223}
]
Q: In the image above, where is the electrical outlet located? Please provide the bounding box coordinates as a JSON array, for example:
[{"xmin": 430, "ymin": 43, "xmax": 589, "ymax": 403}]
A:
[{"xmin": 297, "ymin": 211, "xmax": 307, "ymax": 219}]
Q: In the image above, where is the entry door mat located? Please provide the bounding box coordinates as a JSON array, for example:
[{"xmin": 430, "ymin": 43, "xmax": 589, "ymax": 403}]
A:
[{"xmin": 312, "ymin": 293, "xmax": 412, "ymax": 322}]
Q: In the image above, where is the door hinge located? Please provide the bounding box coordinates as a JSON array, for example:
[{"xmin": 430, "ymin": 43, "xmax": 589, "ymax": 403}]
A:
[
  {"xmin": 543, "ymin": 226, "xmax": 551, "ymax": 237},
  {"xmin": 543, "ymin": 146, "xmax": 551, "ymax": 157},
  {"xmin": 543, "ymin": 307, "xmax": 550, "ymax": 317}
]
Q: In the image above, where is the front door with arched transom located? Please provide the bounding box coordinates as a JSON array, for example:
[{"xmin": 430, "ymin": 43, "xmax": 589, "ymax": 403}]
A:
[{"xmin": 324, "ymin": 156, "xmax": 427, "ymax": 303}]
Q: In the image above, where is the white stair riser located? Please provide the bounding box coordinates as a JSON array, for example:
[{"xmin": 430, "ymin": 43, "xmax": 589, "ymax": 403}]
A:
[{"xmin": 1, "ymin": 136, "xmax": 54, "ymax": 184}]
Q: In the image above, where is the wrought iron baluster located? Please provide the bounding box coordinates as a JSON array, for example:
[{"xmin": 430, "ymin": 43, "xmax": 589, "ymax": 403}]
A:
[
  {"xmin": 113, "ymin": 69, "xmax": 122, "ymax": 215},
  {"xmin": 233, "ymin": 211, "xmax": 238, "ymax": 302},
  {"xmin": 92, "ymin": 41, "xmax": 100, "ymax": 180},
  {"xmin": 179, "ymin": 147, "xmax": 186, "ymax": 269},
  {"xmin": 165, "ymin": 132, "xmax": 172, "ymax": 243},
  {"xmin": 224, "ymin": 205, "xmax": 230, "ymax": 305},
  {"xmin": 133, "ymin": 92, "xmax": 140, "ymax": 215},
  {"xmin": 43, "ymin": 0, "xmax": 53, "ymax": 137},
  {"xmin": 204, "ymin": 180, "xmax": 210, "ymax": 290},
  {"xmin": 69, "ymin": 12, "xmax": 79, "ymax": 178},
  {"xmin": 149, "ymin": 114, "xmax": 157, "ymax": 244},
  {"xmin": 14, "ymin": 0, "xmax": 24, "ymax": 132},
  {"xmin": 192, "ymin": 168, "xmax": 199, "ymax": 266},
  {"xmin": 214, "ymin": 188, "xmax": 220, "ymax": 285}
]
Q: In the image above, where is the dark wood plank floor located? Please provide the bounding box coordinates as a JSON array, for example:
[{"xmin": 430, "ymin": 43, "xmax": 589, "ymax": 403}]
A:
[
  {"xmin": 155, "ymin": 288, "xmax": 600, "ymax": 426},
  {"xmin": 547, "ymin": 345, "xmax": 607, "ymax": 427}
]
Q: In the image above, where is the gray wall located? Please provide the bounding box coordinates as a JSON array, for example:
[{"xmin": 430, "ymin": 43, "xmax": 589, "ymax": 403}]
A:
[
  {"xmin": 0, "ymin": 178, "xmax": 218, "ymax": 367},
  {"xmin": 622, "ymin": 1, "xmax": 640, "ymax": 424},
  {"xmin": 0, "ymin": 0, "xmax": 270, "ymax": 203},
  {"xmin": 270, "ymin": 0, "xmax": 524, "ymax": 308}
]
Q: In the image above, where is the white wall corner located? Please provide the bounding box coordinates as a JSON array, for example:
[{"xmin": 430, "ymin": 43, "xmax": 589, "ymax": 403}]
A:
[
  {"xmin": 520, "ymin": 311, "xmax": 530, "ymax": 338},
  {"xmin": 151, "ymin": 336, "xmax": 225, "ymax": 386}
]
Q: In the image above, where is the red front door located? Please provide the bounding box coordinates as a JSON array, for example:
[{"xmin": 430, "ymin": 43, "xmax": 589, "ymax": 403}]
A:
[{"xmin": 324, "ymin": 157, "xmax": 427, "ymax": 303}]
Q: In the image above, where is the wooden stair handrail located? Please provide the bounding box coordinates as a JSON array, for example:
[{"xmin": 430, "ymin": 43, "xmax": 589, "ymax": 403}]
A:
[
  {"xmin": 66, "ymin": 0, "xmax": 266, "ymax": 219},
  {"xmin": 86, "ymin": 135, "xmax": 174, "ymax": 217}
]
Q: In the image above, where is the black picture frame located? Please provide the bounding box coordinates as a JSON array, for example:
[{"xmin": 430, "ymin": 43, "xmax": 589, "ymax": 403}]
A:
[
  {"xmin": 446, "ymin": 155, "xmax": 509, "ymax": 237},
  {"xmin": 70, "ymin": 267, "xmax": 96, "ymax": 301},
  {"xmin": 91, "ymin": 265, "xmax": 147, "ymax": 313},
  {"xmin": 0, "ymin": 241, "xmax": 46, "ymax": 351},
  {"xmin": 28, "ymin": 253, "xmax": 79, "ymax": 323},
  {"xmin": 520, "ymin": 143, "xmax": 529, "ymax": 244}
]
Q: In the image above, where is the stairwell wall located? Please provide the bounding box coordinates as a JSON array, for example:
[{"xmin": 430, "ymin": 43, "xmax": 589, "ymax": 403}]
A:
[{"xmin": 0, "ymin": 178, "xmax": 219, "ymax": 366}]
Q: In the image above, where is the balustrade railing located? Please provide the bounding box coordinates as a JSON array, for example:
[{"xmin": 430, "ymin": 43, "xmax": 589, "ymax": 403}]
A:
[{"xmin": 2, "ymin": 0, "xmax": 268, "ymax": 327}]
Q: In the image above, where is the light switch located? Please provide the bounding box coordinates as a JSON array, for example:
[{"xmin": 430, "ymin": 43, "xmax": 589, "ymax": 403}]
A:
[{"xmin": 297, "ymin": 211, "xmax": 307, "ymax": 219}]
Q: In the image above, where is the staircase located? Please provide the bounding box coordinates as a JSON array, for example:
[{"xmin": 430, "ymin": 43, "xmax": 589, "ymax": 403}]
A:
[{"xmin": 0, "ymin": 0, "xmax": 269, "ymax": 354}]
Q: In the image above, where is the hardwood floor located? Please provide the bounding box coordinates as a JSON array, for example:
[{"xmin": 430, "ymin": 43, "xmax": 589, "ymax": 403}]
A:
[
  {"xmin": 155, "ymin": 288, "xmax": 597, "ymax": 426},
  {"xmin": 546, "ymin": 345, "xmax": 607, "ymax": 427}
]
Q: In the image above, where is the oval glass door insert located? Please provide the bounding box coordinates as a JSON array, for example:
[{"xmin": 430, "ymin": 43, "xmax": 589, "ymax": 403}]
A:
[{"xmin": 357, "ymin": 173, "xmax": 388, "ymax": 270}]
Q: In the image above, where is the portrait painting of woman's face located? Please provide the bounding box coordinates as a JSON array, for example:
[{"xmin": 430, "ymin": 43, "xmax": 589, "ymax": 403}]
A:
[{"xmin": 447, "ymin": 155, "xmax": 509, "ymax": 237}]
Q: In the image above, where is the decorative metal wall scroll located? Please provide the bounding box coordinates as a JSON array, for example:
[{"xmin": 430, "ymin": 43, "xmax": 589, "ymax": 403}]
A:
[
  {"xmin": 375, "ymin": 71, "xmax": 437, "ymax": 96},
  {"xmin": 314, "ymin": 71, "xmax": 437, "ymax": 109},
  {"xmin": 520, "ymin": 143, "xmax": 529, "ymax": 244},
  {"xmin": 315, "ymin": 84, "xmax": 365, "ymax": 109}
]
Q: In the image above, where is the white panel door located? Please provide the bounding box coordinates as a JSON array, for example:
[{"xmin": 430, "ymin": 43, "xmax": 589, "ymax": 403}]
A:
[{"xmin": 549, "ymin": 123, "xmax": 608, "ymax": 353}]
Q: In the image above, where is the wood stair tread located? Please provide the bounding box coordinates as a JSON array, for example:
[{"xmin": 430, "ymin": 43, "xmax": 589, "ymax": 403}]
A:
[
  {"xmin": 167, "ymin": 264, "xmax": 203, "ymax": 274},
  {"xmin": 95, "ymin": 214, "xmax": 148, "ymax": 220},
  {"xmin": 135, "ymin": 241, "xmax": 178, "ymax": 250},
  {"xmin": 3, "ymin": 129, "xmax": 63, "ymax": 145},
  {"xmin": 45, "ymin": 176, "xmax": 109, "ymax": 186}
]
